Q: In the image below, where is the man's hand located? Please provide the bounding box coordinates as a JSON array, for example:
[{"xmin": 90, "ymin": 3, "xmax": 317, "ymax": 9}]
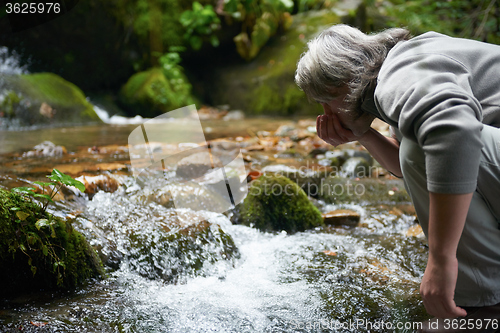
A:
[
  {"xmin": 420, "ymin": 254, "xmax": 467, "ymax": 318},
  {"xmin": 316, "ymin": 114, "xmax": 361, "ymax": 146}
]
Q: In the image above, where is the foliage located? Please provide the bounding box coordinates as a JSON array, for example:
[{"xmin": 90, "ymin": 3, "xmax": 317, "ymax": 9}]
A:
[
  {"xmin": 0, "ymin": 90, "xmax": 22, "ymax": 118},
  {"xmin": 158, "ymin": 49, "xmax": 194, "ymax": 102},
  {"xmin": 120, "ymin": 67, "xmax": 196, "ymax": 117},
  {"xmin": 0, "ymin": 170, "xmax": 102, "ymax": 296},
  {"xmin": 224, "ymin": 0, "xmax": 294, "ymax": 60},
  {"xmin": 379, "ymin": 0, "xmax": 500, "ymax": 44},
  {"xmin": 7, "ymin": 169, "xmax": 86, "ymax": 282},
  {"xmin": 180, "ymin": 2, "xmax": 221, "ymax": 50}
]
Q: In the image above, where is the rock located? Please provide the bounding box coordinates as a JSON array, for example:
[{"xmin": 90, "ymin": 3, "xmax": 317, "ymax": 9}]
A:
[
  {"xmin": 308, "ymin": 147, "xmax": 329, "ymax": 157},
  {"xmin": 232, "ymin": 174, "xmax": 323, "ymax": 233},
  {"xmin": 82, "ymin": 193, "xmax": 239, "ymax": 283},
  {"xmin": 318, "ymin": 178, "xmax": 411, "ymax": 204},
  {"xmin": 22, "ymin": 141, "xmax": 67, "ymax": 158},
  {"xmin": 322, "ymin": 209, "xmax": 360, "ymax": 227},
  {"xmin": 325, "ymin": 150, "xmax": 348, "ymax": 166},
  {"xmin": 132, "ymin": 181, "xmax": 232, "ymax": 214},
  {"xmin": 76, "ymin": 174, "xmax": 121, "ymax": 199},
  {"xmin": 274, "ymin": 124, "xmax": 296, "ymax": 136},
  {"xmin": 406, "ymin": 224, "xmax": 425, "ymax": 238},
  {"xmin": 344, "ymin": 149, "xmax": 374, "ymax": 165},
  {"xmin": 0, "ymin": 73, "xmax": 101, "ymax": 128},
  {"xmin": 209, "ymin": 10, "xmax": 340, "ymax": 116},
  {"xmin": 261, "ymin": 164, "xmax": 334, "ymax": 198},
  {"xmin": 119, "ymin": 67, "xmax": 196, "ymax": 118},
  {"xmin": 176, "ymin": 151, "xmax": 222, "ymax": 179},
  {"xmin": 222, "ymin": 110, "xmax": 245, "ymax": 121},
  {"xmin": 341, "ymin": 157, "xmax": 372, "ymax": 178},
  {"xmin": 0, "ymin": 188, "xmax": 104, "ymax": 298}
]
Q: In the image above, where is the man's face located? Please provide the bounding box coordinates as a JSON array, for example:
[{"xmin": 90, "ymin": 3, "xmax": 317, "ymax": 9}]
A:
[{"xmin": 319, "ymin": 86, "xmax": 374, "ymax": 137}]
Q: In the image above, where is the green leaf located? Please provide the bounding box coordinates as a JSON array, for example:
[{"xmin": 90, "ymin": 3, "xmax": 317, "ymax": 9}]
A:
[
  {"xmin": 190, "ymin": 35, "xmax": 203, "ymax": 50},
  {"xmin": 34, "ymin": 181, "xmax": 55, "ymax": 187},
  {"xmin": 34, "ymin": 193, "xmax": 54, "ymax": 202},
  {"xmin": 42, "ymin": 245, "xmax": 48, "ymax": 256},
  {"xmin": 27, "ymin": 232, "xmax": 38, "ymax": 245},
  {"xmin": 12, "ymin": 187, "xmax": 35, "ymax": 195},
  {"xmin": 48, "ymin": 169, "xmax": 85, "ymax": 192},
  {"xmin": 210, "ymin": 35, "xmax": 220, "ymax": 47},
  {"xmin": 19, "ymin": 243, "xmax": 27, "ymax": 252},
  {"xmin": 50, "ymin": 225, "xmax": 56, "ymax": 238},
  {"xmin": 35, "ymin": 219, "xmax": 50, "ymax": 230},
  {"xmin": 10, "ymin": 207, "xmax": 21, "ymax": 211},
  {"xmin": 16, "ymin": 211, "xmax": 30, "ymax": 221},
  {"xmin": 31, "ymin": 265, "xmax": 37, "ymax": 276},
  {"xmin": 54, "ymin": 261, "xmax": 65, "ymax": 269}
]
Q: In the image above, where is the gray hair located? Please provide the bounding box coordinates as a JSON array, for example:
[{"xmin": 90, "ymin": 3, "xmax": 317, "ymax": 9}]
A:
[{"xmin": 295, "ymin": 24, "xmax": 411, "ymax": 116}]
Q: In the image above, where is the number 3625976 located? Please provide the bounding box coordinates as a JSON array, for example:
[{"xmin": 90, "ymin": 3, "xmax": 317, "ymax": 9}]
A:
[{"xmin": 6, "ymin": 2, "xmax": 61, "ymax": 14}]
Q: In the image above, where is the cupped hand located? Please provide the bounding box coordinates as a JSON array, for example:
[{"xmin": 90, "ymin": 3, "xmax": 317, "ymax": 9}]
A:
[
  {"xmin": 420, "ymin": 255, "xmax": 468, "ymax": 319},
  {"xmin": 316, "ymin": 114, "xmax": 361, "ymax": 147}
]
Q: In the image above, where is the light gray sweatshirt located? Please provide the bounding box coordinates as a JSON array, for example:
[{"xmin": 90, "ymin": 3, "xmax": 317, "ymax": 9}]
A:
[{"xmin": 372, "ymin": 32, "xmax": 500, "ymax": 194}]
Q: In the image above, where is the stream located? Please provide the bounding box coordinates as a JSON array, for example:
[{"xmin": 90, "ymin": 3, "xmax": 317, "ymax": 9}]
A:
[{"xmin": 0, "ymin": 119, "xmax": 430, "ymax": 332}]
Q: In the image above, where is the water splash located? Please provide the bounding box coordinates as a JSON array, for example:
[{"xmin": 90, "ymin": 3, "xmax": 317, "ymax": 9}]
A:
[{"xmin": 0, "ymin": 46, "xmax": 28, "ymax": 75}]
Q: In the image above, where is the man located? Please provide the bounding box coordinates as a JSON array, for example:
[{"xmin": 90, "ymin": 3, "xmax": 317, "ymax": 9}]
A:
[{"xmin": 295, "ymin": 24, "xmax": 500, "ymax": 329}]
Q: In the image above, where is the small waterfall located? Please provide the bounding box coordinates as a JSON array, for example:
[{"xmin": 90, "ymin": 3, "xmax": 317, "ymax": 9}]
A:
[{"xmin": 0, "ymin": 46, "xmax": 28, "ymax": 75}]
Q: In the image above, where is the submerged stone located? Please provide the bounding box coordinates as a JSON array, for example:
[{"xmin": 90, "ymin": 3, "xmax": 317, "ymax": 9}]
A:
[
  {"xmin": 232, "ymin": 174, "xmax": 323, "ymax": 233},
  {"xmin": 0, "ymin": 189, "xmax": 104, "ymax": 298},
  {"xmin": 82, "ymin": 192, "xmax": 240, "ymax": 283},
  {"xmin": 176, "ymin": 151, "xmax": 222, "ymax": 179},
  {"xmin": 322, "ymin": 209, "xmax": 360, "ymax": 227},
  {"xmin": 341, "ymin": 157, "xmax": 372, "ymax": 178}
]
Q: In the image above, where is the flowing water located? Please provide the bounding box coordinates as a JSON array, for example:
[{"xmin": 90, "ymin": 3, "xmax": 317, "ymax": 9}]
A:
[
  {"xmin": 0, "ymin": 48, "xmax": 429, "ymax": 330},
  {"xmin": 0, "ymin": 121, "xmax": 430, "ymax": 332}
]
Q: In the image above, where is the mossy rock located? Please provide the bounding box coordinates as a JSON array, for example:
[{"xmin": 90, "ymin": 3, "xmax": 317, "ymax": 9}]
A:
[
  {"xmin": 82, "ymin": 193, "xmax": 240, "ymax": 283},
  {"xmin": 0, "ymin": 189, "xmax": 104, "ymax": 298},
  {"xmin": 119, "ymin": 67, "xmax": 196, "ymax": 118},
  {"xmin": 317, "ymin": 178, "xmax": 411, "ymax": 204},
  {"xmin": 233, "ymin": 174, "xmax": 323, "ymax": 233},
  {"xmin": 126, "ymin": 213, "xmax": 240, "ymax": 283},
  {"xmin": 210, "ymin": 10, "xmax": 341, "ymax": 116},
  {"xmin": 0, "ymin": 73, "xmax": 100, "ymax": 128}
]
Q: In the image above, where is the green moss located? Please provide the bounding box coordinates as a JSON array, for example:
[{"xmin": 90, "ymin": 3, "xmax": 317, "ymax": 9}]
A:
[
  {"xmin": 234, "ymin": 174, "xmax": 323, "ymax": 233},
  {"xmin": 127, "ymin": 219, "xmax": 239, "ymax": 283},
  {"xmin": 0, "ymin": 189, "xmax": 104, "ymax": 298},
  {"xmin": 1, "ymin": 73, "xmax": 100, "ymax": 127},
  {"xmin": 21, "ymin": 73, "xmax": 98, "ymax": 120},
  {"xmin": 0, "ymin": 91, "xmax": 22, "ymax": 117},
  {"xmin": 318, "ymin": 178, "xmax": 411, "ymax": 204},
  {"xmin": 119, "ymin": 67, "xmax": 196, "ymax": 117},
  {"xmin": 212, "ymin": 9, "xmax": 338, "ymax": 116}
]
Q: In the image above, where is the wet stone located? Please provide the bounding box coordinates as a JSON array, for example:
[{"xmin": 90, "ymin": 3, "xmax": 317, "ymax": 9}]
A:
[
  {"xmin": 322, "ymin": 209, "xmax": 361, "ymax": 227},
  {"xmin": 341, "ymin": 157, "xmax": 372, "ymax": 178},
  {"xmin": 81, "ymin": 192, "xmax": 240, "ymax": 283},
  {"xmin": 176, "ymin": 152, "xmax": 222, "ymax": 179}
]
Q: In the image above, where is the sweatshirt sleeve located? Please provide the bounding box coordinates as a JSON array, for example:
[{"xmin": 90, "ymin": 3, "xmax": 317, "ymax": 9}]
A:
[{"xmin": 375, "ymin": 52, "xmax": 484, "ymax": 194}]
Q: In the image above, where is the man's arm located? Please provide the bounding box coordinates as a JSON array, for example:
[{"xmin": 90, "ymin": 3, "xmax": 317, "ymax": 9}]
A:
[
  {"xmin": 420, "ymin": 192, "xmax": 471, "ymax": 318},
  {"xmin": 358, "ymin": 127, "xmax": 402, "ymax": 177}
]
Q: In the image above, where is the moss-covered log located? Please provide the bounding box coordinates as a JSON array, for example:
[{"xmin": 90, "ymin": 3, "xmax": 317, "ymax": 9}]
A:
[{"xmin": 0, "ymin": 189, "xmax": 104, "ymax": 298}]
